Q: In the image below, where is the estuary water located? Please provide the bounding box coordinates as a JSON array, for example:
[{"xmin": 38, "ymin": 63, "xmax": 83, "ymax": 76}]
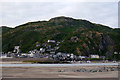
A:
[{"xmin": 1, "ymin": 63, "xmax": 119, "ymax": 67}]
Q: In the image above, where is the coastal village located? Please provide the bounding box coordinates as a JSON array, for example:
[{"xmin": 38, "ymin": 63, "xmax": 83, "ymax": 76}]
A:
[
  {"xmin": 1, "ymin": 2, "xmax": 120, "ymax": 79},
  {"xmin": 1, "ymin": 39, "xmax": 119, "ymax": 62}
]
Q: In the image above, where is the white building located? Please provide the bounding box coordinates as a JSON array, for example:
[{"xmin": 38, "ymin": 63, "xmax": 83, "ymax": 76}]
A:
[
  {"xmin": 114, "ymin": 52, "xmax": 118, "ymax": 54},
  {"xmin": 14, "ymin": 46, "xmax": 20, "ymax": 53},
  {"xmin": 57, "ymin": 52, "xmax": 62, "ymax": 55},
  {"xmin": 27, "ymin": 53, "xmax": 34, "ymax": 58},
  {"xmin": 21, "ymin": 53, "xmax": 28, "ymax": 57},
  {"xmin": 36, "ymin": 44, "xmax": 40, "ymax": 47},
  {"xmin": 50, "ymin": 52, "xmax": 55, "ymax": 54},
  {"xmin": 0, "ymin": 54, "xmax": 12, "ymax": 58},
  {"xmin": 15, "ymin": 46, "xmax": 20, "ymax": 49},
  {"xmin": 78, "ymin": 56, "xmax": 86, "ymax": 59},
  {"xmin": 90, "ymin": 55, "xmax": 99, "ymax": 58},
  {"xmin": 40, "ymin": 48, "xmax": 45, "ymax": 53},
  {"xmin": 28, "ymin": 52, "xmax": 41, "ymax": 58},
  {"xmin": 48, "ymin": 40, "xmax": 55, "ymax": 43}
]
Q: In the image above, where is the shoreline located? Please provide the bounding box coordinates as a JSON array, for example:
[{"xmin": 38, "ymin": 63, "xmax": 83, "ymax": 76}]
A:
[
  {"xmin": 1, "ymin": 58, "xmax": 120, "ymax": 65},
  {"xmin": 1, "ymin": 60, "xmax": 120, "ymax": 64},
  {"xmin": 1, "ymin": 63, "xmax": 119, "ymax": 67}
]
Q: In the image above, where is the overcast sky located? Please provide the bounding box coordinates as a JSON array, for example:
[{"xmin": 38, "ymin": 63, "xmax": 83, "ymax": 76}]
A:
[{"xmin": 0, "ymin": 1, "xmax": 118, "ymax": 28}]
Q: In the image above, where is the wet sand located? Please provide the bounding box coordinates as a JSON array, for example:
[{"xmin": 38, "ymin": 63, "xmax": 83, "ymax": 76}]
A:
[{"xmin": 2, "ymin": 65, "xmax": 119, "ymax": 78}]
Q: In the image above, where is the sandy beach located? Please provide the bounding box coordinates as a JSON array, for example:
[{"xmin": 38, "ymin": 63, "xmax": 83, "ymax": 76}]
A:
[{"xmin": 2, "ymin": 65, "xmax": 119, "ymax": 78}]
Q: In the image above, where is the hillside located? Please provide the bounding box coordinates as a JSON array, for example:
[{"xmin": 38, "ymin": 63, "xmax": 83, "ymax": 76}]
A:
[{"xmin": 2, "ymin": 16, "xmax": 120, "ymax": 59}]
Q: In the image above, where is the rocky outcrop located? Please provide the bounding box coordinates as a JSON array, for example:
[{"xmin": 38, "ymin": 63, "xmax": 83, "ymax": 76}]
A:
[
  {"xmin": 99, "ymin": 34, "xmax": 114, "ymax": 57},
  {"xmin": 57, "ymin": 66, "xmax": 120, "ymax": 73}
]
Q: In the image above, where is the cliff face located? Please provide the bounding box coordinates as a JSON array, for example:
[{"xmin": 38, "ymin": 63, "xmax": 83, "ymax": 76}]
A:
[
  {"xmin": 99, "ymin": 34, "xmax": 114, "ymax": 57},
  {"xmin": 2, "ymin": 16, "xmax": 120, "ymax": 58}
]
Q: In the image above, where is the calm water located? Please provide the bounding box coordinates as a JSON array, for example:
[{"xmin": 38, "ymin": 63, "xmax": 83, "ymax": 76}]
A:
[{"xmin": 1, "ymin": 63, "xmax": 119, "ymax": 67}]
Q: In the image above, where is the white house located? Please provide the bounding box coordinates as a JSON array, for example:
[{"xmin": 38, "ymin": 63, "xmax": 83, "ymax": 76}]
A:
[
  {"xmin": 67, "ymin": 54, "xmax": 70, "ymax": 57},
  {"xmin": 36, "ymin": 44, "xmax": 40, "ymax": 47},
  {"xmin": 21, "ymin": 53, "xmax": 28, "ymax": 57},
  {"xmin": 55, "ymin": 47, "xmax": 59, "ymax": 50},
  {"xmin": 90, "ymin": 55, "xmax": 99, "ymax": 58},
  {"xmin": 48, "ymin": 40, "xmax": 55, "ymax": 43},
  {"xmin": 114, "ymin": 52, "xmax": 118, "ymax": 54},
  {"xmin": 78, "ymin": 56, "xmax": 86, "ymax": 59},
  {"xmin": 50, "ymin": 52, "xmax": 55, "ymax": 54},
  {"xmin": 57, "ymin": 52, "xmax": 62, "ymax": 55},
  {"xmin": 40, "ymin": 48, "xmax": 45, "ymax": 53},
  {"xmin": 28, "ymin": 52, "xmax": 41, "ymax": 58},
  {"xmin": 27, "ymin": 53, "xmax": 34, "ymax": 58},
  {"xmin": 14, "ymin": 46, "xmax": 20, "ymax": 53},
  {"xmin": 0, "ymin": 54, "xmax": 12, "ymax": 58}
]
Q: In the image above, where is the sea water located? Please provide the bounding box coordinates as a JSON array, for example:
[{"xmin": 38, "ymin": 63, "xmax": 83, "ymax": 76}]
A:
[{"xmin": 1, "ymin": 63, "xmax": 119, "ymax": 67}]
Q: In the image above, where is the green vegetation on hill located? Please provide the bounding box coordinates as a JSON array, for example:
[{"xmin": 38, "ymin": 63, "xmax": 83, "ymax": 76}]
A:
[{"xmin": 2, "ymin": 16, "xmax": 120, "ymax": 59}]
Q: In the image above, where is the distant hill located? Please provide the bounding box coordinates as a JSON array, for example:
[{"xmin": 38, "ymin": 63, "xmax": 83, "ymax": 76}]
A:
[{"xmin": 2, "ymin": 16, "xmax": 120, "ymax": 59}]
